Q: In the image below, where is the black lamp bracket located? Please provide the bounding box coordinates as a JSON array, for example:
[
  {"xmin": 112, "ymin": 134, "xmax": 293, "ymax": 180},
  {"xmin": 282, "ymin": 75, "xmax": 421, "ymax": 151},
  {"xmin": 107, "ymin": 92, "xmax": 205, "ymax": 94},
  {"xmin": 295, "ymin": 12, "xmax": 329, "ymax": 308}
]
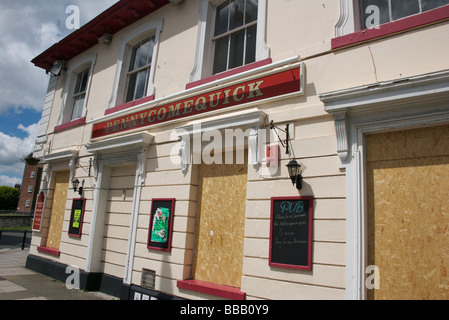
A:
[
  {"xmin": 270, "ymin": 120, "xmax": 290, "ymax": 155},
  {"xmin": 74, "ymin": 158, "xmax": 92, "ymax": 177}
]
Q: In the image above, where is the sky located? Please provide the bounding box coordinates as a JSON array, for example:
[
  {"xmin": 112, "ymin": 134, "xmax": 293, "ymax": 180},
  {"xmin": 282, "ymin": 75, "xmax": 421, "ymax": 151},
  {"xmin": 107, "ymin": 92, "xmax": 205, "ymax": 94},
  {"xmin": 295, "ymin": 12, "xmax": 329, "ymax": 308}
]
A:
[{"xmin": 0, "ymin": 0, "xmax": 119, "ymax": 187}]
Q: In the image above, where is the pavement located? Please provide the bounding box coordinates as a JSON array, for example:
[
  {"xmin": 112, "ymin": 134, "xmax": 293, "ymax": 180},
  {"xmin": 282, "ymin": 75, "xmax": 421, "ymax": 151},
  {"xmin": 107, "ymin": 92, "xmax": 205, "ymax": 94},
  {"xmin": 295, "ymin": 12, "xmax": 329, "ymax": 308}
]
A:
[{"xmin": 0, "ymin": 231, "xmax": 114, "ymax": 300}]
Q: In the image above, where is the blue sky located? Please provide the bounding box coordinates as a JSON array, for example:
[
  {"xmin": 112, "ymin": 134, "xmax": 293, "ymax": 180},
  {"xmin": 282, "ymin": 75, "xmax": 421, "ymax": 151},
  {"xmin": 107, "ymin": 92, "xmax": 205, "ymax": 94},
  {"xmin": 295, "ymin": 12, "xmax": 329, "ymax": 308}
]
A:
[{"xmin": 0, "ymin": 1, "xmax": 118, "ymax": 187}]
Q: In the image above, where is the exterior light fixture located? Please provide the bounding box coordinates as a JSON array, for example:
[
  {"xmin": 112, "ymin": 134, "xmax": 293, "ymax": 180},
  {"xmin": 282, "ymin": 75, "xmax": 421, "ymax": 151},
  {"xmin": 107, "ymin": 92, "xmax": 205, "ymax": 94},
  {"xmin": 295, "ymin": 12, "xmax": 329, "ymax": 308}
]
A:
[
  {"xmin": 169, "ymin": 0, "xmax": 184, "ymax": 6},
  {"xmin": 271, "ymin": 120, "xmax": 303, "ymax": 190},
  {"xmin": 98, "ymin": 33, "xmax": 112, "ymax": 45},
  {"xmin": 48, "ymin": 60, "xmax": 66, "ymax": 76},
  {"xmin": 286, "ymin": 160, "xmax": 303, "ymax": 190},
  {"xmin": 72, "ymin": 178, "xmax": 83, "ymax": 196}
]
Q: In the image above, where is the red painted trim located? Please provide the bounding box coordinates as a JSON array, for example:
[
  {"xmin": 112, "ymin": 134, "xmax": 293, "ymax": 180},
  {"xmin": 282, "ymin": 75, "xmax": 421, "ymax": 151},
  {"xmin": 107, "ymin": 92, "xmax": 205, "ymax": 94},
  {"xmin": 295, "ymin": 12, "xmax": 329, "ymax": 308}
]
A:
[
  {"xmin": 177, "ymin": 279, "xmax": 246, "ymax": 300},
  {"xmin": 37, "ymin": 246, "xmax": 61, "ymax": 257},
  {"xmin": 186, "ymin": 58, "xmax": 272, "ymax": 90},
  {"xmin": 54, "ymin": 117, "xmax": 86, "ymax": 132},
  {"xmin": 269, "ymin": 196, "xmax": 314, "ymax": 271},
  {"xmin": 332, "ymin": 5, "xmax": 449, "ymax": 50},
  {"xmin": 104, "ymin": 95, "xmax": 155, "ymax": 115}
]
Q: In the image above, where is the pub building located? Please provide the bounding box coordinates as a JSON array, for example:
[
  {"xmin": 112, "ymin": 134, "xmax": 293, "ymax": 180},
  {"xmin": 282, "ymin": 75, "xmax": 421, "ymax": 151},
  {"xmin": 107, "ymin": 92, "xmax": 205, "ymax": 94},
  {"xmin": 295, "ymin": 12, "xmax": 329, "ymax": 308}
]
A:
[{"xmin": 27, "ymin": 0, "xmax": 449, "ymax": 300}]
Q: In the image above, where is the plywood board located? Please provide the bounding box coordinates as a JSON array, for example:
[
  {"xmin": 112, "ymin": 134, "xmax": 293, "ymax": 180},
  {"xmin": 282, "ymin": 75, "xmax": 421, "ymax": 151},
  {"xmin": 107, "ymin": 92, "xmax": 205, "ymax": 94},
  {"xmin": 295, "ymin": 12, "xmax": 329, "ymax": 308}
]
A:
[
  {"xmin": 367, "ymin": 125, "xmax": 449, "ymax": 300},
  {"xmin": 192, "ymin": 150, "xmax": 248, "ymax": 288},
  {"xmin": 46, "ymin": 171, "xmax": 69, "ymax": 249}
]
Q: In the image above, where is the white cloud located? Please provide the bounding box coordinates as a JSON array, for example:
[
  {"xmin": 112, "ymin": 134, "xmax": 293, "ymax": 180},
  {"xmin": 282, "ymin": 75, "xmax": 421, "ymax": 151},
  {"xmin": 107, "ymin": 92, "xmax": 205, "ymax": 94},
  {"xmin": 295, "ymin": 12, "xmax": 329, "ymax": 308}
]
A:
[
  {"xmin": 39, "ymin": 22, "xmax": 62, "ymax": 50},
  {"xmin": 0, "ymin": 1, "xmax": 118, "ymax": 115},
  {"xmin": 0, "ymin": 175, "xmax": 22, "ymax": 188},
  {"xmin": 0, "ymin": 1, "xmax": 118, "ymax": 186},
  {"xmin": 0, "ymin": 123, "xmax": 39, "ymax": 186}
]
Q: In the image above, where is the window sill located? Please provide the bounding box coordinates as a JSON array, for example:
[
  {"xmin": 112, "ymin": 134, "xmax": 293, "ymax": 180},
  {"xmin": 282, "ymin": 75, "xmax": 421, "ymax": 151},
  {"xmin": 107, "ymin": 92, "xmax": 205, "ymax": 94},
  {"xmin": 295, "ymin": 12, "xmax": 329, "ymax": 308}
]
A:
[
  {"xmin": 54, "ymin": 117, "xmax": 87, "ymax": 133},
  {"xmin": 186, "ymin": 58, "xmax": 272, "ymax": 90},
  {"xmin": 332, "ymin": 5, "xmax": 449, "ymax": 50},
  {"xmin": 37, "ymin": 246, "xmax": 61, "ymax": 257},
  {"xmin": 105, "ymin": 95, "xmax": 155, "ymax": 115},
  {"xmin": 177, "ymin": 279, "xmax": 246, "ymax": 300}
]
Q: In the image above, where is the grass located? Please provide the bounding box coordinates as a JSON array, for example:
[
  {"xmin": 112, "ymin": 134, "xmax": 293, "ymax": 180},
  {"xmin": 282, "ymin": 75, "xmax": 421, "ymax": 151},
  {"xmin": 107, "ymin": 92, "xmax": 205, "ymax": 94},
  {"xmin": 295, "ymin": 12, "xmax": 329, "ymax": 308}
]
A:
[{"xmin": 0, "ymin": 226, "xmax": 31, "ymax": 231}]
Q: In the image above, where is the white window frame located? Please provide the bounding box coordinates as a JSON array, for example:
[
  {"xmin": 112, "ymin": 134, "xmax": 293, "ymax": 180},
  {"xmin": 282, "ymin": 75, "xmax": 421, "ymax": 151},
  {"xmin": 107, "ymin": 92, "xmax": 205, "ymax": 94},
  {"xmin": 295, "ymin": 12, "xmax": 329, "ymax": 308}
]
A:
[
  {"xmin": 190, "ymin": 0, "xmax": 270, "ymax": 83},
  {"xmin": 335, "ymin": 0, "xmax": 360, "ymax": 37},
  {"xmin": 125, "ymin": 36, "xmax": 156, "ymax": 103},
  {"xmin": 108, "ymin": 19, "xmax": 163, "ymax": 110},
  {"xmin": 335, "ymin": 0, "xmax": 449, "ymax": 37},
  {"xmin": 58, "ymin": 54, "xmax": 97, "ymax": 125},
  {"xmin": 71, "ymin": 66, "xmax": 91, "ymax": 120}
]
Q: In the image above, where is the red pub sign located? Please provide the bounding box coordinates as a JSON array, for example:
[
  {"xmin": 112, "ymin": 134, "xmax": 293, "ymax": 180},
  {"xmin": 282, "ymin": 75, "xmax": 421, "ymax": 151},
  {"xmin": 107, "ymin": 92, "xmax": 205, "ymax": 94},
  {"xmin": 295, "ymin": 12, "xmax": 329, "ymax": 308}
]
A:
[
  {"xmin": 92, "ymin": 66, "xmax": 303, "ymax": 139},
  {"xmin": 32, "ymin": 191, "xmax": 45, "ymax": 232}
]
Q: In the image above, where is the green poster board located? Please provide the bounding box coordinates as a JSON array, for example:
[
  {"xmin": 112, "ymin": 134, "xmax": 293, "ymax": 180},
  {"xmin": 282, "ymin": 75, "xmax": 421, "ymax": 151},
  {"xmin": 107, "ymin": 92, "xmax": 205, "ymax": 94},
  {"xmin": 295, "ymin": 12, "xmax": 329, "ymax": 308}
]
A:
[
  {"xmin": 147, "ymin": 199, "xmax": 175, "ymax": 252},
  {"xmin": 68, "ymin": 198, "xmax": 86, "ymax": 238}
]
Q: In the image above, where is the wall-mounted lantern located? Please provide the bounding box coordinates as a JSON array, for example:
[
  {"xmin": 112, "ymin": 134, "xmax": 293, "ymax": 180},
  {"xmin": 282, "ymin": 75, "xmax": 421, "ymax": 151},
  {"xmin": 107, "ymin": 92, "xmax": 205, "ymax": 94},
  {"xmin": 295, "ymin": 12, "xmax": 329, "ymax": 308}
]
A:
[
  {"xmin": 286, "ymin": 159, "xmax": 303, "ymax": 190},
  {"xmin": 72, "ymin": 178, "xmax": 84, "ymax": 196},
  {"xmin": 270, "ymin": 120, "xmax": 303, "ymax": 190}
]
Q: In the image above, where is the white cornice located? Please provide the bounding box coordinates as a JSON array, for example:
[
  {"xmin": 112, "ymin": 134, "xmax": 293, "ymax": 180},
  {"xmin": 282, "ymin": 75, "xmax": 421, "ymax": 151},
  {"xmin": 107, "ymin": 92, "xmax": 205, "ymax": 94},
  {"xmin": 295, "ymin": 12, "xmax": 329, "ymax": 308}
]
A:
[
  {"xmin": 85, "ymin": 131, "xmax": 153, "ymax": 155},
  {"xmin": 319, "ymin": 69, "xmax": 449, "ymax": 164},
  {"xmin": 42, "ymin": 149, "xmax": 79, "ymax": 163},
  {"xmin": 320, "ymin": 69, "xmax": 449, "ymax": 114}
]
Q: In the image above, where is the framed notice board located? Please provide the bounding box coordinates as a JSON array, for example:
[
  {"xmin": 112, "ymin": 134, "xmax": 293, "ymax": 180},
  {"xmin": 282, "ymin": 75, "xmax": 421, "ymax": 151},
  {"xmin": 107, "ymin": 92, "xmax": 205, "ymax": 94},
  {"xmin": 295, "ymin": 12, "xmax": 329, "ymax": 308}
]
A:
[
  {"xmin": 147, "ymin": 199, "xmax": 175, "ymax": 252},
  {"xmin": 269, "ymin": 196, "xmax": 313, "ymax": 271},
  {"xmin": 68, "ymin": 198, "xmax": 86, "ymax": 238}
]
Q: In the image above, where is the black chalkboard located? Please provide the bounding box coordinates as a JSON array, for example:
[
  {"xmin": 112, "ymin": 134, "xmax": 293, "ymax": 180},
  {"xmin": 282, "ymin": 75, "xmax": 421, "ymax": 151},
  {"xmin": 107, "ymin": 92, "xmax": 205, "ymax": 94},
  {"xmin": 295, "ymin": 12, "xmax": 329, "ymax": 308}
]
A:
[
  {"xmin": 269, "ymin": 197, "xmax": 313, "ymax": 270},
  {"xmin": 68, "ymin": 198, "xmax": 86, "ymax": 238}
]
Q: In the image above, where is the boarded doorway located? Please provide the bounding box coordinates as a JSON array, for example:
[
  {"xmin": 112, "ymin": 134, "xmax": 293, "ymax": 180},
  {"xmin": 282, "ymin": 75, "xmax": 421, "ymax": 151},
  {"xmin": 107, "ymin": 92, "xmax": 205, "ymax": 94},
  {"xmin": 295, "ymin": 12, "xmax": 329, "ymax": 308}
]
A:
[
  {"xmin": 192, "ymin": 149, "xmax": 248, "ymax": 288},
  {"xmin": 366, "ymin": 125, "xmax": 449, "ymax": 299},
  {"xmin": 46, "ymin": 171, "xmax": 70, "ymax": 250}
]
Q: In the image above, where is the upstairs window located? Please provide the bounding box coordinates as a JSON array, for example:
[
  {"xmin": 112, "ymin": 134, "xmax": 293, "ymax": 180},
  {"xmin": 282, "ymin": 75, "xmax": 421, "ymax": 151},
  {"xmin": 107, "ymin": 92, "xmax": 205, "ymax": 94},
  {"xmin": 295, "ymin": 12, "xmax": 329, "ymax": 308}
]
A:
[
  {"xmin": 333, "ymin": 0, "xmax": 449, "ymax": 49},
  {"xmin": 361, "ymin": 0, "xmax": 449, "ymax": 29},
  {"xmin": 56, "ymin": 54, "xmax": 96, "ymax": 129},
  {"xmin": 71, "ymin": 67, "xmax": 90, "ymax": 121},
  {"xmin": 106, "ymin": 19, "xmax": 163, "ymax": 114},
  {"xmin": 188, "ymin": 0, "xmax": 269, "ymax": 87},
  {"xmin": 126, "ymin": 36, "xmax": 155, "ymax": 103},
  {"xmin": 212, "ymin": 0, "xmax": 258, "ymax": 74}
]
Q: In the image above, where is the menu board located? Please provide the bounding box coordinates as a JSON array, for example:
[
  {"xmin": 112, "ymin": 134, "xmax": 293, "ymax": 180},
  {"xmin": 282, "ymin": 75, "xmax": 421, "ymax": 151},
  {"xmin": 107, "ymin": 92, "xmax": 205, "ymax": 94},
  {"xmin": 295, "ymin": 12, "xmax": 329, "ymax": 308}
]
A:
[
  {"xmin": 68, "ymin": 198, "xmax": 86, "ymax": 238},
  {"xmin": 269, "ymin": 197, "xmax": 313, "ymax": 270},
  {"xmin": 147, "ymin": 199, "xmax": 175, "ymax": 252},
  {"xmin": 32, "ymin": 191, "xmax": 45, "ymax": 232}
]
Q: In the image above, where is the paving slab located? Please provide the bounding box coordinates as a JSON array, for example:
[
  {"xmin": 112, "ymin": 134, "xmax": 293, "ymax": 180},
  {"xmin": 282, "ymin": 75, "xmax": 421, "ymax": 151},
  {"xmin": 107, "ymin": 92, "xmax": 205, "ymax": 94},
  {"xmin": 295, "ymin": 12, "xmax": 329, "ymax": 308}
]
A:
[{"xmin": 0, "ymin": 248, "xmax": 114, "ymax": 300}]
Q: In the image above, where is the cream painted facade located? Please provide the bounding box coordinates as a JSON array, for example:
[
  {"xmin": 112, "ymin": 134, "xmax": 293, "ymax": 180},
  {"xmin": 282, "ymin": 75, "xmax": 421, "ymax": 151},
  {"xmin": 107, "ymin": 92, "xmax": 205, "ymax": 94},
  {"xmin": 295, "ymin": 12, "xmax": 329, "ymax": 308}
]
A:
[{"xmin": 28, "ymin": 0, "xmax": 449, "ymax": 300}]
